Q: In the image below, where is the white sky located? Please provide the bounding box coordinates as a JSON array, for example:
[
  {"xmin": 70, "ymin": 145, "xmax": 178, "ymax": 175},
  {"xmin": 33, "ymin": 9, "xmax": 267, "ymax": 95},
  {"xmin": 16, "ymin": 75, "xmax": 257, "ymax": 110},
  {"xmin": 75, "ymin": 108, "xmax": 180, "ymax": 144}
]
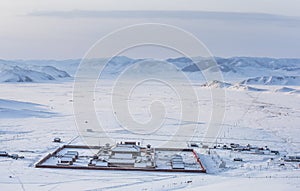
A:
[{"xmin": 0, "ymin": 0, "xmax": 300, "ymax": 59}]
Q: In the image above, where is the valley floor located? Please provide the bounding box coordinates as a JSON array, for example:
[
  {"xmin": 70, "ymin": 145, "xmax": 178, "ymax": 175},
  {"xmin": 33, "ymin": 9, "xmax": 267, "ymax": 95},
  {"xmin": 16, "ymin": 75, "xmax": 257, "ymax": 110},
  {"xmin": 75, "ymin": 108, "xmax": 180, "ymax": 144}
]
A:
[{"xmin": 0, "ymin": 82, "xmax": 299, "ymax": 191}]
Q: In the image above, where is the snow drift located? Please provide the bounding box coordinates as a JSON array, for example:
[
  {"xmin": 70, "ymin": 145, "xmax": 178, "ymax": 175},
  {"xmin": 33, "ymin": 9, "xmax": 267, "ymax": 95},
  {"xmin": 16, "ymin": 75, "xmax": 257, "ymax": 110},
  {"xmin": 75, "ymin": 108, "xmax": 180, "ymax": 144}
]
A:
[{"xmin": 0, "ymin": 99, "xmax": 56, "ymax": 118}]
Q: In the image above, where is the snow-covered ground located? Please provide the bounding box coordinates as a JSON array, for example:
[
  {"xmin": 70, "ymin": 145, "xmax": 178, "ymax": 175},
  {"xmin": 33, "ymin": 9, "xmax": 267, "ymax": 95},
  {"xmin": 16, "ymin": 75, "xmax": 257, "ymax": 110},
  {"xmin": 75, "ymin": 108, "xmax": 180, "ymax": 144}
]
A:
[
  {"xmin": 0, "ymin": 82, "xmax": 300, "ymax": 190},
  {"xmin": 0, "ymin": 78, "xmax": 299, "ymax": 190}
]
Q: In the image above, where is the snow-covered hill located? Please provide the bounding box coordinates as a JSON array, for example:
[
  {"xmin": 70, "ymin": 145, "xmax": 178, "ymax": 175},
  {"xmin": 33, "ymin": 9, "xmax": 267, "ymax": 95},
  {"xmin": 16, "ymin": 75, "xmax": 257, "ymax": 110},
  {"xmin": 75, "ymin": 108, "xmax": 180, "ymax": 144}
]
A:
[
  {"xmin": 181, "ymin": 57, "xmax": 300, "ymax": 79},
  {"xmin": 11, "ymin": 59, "xmax": 80, "ymax": 76},
  {"xmin": 240, "ymin": 76, "xmax": 300, "ymax": 86},
  {"xmin": 118, "ymin": 59, "xmax": 180, "ymax": 79},
  {"xmin": 0, "ymin": 60, "xmax": 70, "ymax": 82},
  {"xmin": 200, "ymin": 80, "xmax": 267, "ymax": 92},
  {"xmin": 201, "ymin": 80, "xmax": 232, "ymax": 88},
  {"xmin": 230, "ymin": 84, "xmax": 267, "ymax": 92},
  {"xmin": 166, "ymin": 57, "xmax": 194, "ymax": 69}
]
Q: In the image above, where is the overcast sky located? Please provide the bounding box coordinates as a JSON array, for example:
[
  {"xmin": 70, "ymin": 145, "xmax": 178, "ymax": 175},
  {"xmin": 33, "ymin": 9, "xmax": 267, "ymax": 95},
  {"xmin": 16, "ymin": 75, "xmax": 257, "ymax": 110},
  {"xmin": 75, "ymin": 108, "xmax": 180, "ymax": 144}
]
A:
[{"xmin": 0, "ymin": 0, "xmax": 300, "ymax": 59}]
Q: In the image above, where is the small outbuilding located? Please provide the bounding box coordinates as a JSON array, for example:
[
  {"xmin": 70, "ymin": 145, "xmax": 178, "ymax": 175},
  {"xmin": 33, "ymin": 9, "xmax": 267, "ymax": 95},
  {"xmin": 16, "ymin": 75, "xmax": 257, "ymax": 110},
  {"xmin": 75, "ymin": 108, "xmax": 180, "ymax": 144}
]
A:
[
  {"xmin": 58, "ymin": 157, "xmax": 74, "ymax": 165},
  {"xmin": 65, "ymin": 151, "xmax": 79, "ymax": 159},
  {"xmin": 111, "ymin": 144, "xmax": 141, "ymax": 158},
  {"xmin": 53, "ymin": 137, "xmax": 61, "ymax": 143},
  {"xmin": 233, "ymin": 158, "xmax": 243, "ymax": 162},
  {"xmin": 63, "ymin": 154, "xmax": 77, "ymax": 162}
]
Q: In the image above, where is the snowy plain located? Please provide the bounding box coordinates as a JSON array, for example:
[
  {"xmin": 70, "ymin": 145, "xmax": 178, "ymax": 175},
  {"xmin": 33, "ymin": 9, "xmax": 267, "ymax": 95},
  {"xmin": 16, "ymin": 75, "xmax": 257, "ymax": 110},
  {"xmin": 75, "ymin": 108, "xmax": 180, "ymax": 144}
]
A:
[{"xmin": 0, "ymin": 57, "xmax": 299, "ymax": 190}]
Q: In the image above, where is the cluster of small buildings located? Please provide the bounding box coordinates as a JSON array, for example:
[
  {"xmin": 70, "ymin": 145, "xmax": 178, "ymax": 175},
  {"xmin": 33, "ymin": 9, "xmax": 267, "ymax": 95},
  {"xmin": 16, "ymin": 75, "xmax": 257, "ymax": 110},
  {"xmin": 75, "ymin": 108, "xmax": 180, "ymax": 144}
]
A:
[
  {"xmin": 88, "ymin": 142, "xmax": 155, "ymax": 168},
  {"xmin": 284, "ymin": 155, "xmax": 300, "ymax": 162},
  {"xmin": 58, "ymin": 151, "xmax": 79, "ymax": 165},
  {"xmin": 213, "ymin": 143, "xmax": 280, "ymax": 155},
  {"xmin": 36, "ymin": 141, "xmax": 206, "ymax": 173}
]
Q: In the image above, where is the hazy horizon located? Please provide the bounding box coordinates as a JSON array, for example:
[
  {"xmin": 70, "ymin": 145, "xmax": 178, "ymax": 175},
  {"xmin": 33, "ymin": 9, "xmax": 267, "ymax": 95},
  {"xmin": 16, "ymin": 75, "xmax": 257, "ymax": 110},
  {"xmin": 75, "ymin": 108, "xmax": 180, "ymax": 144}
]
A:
[{"xmin": 1, "ymin": 0, "xmax": 300, "ymax": 59}]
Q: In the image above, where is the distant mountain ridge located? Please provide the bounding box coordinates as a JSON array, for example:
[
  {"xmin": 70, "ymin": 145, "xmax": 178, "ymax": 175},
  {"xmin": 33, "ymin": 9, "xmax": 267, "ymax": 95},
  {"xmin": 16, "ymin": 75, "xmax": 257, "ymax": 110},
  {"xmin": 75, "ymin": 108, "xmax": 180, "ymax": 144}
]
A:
[
  {"xmin": 0, "ymin": 56, "xmax": 300, "ymax": 84},
  {"xmin": 181, "ymin": 57, "xmax": 300, "ymax": 76}
]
